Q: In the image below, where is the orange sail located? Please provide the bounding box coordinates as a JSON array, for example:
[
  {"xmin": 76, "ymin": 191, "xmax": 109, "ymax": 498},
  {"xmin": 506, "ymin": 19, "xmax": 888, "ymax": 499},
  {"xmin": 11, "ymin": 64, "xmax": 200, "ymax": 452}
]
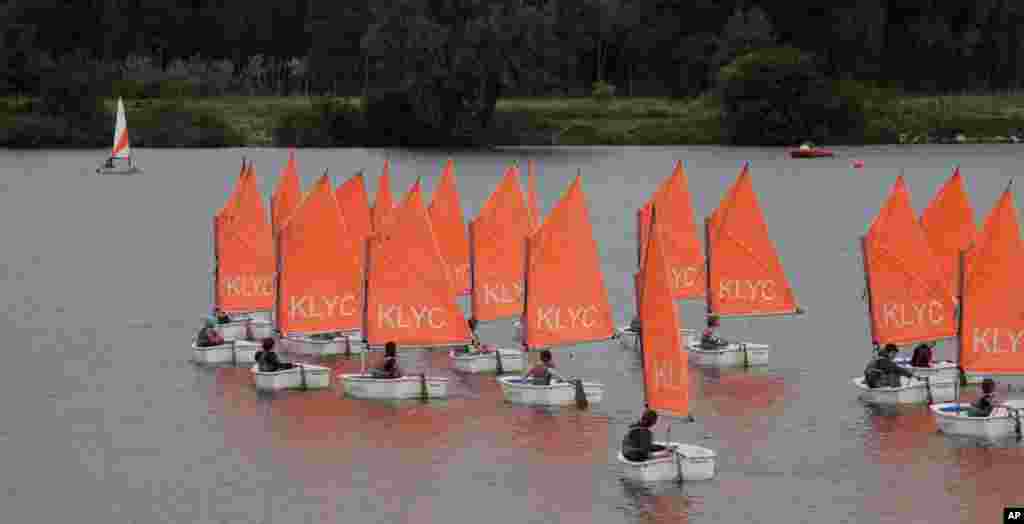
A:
[
  {"xmin": 276, "ymin": 174, "xmax": 362, "ymax": 335},
  {"xmin": 706, "ymin": 164, "xmax": 799, "ymax": 317},
  {"xmin": 527, "ymin": 160, "xmax": 542, "ymax": 232},
  {"xmin": 636, "ymin": 201, "xmax": 652, "ymax": 268},
  {"xmin": 470, "ymin": 166, "xmax": 531, "ymax": 322},
  {"xmin": 919, "ymin": 166, "xmax": 976, "ymax": 296},
  {"xmin": 371, "ymin": 160, "xmax": 395, "ymax": 233},
  {"xmin": 335, "ymin": 171, "xmax": 372, "ymax": 245},
  {"xmin": 638, "ymin": 161, "xmax": 705, "ymax": 299},
  {"xmin": 364, "ymin": 178, "xmax": 470, "ymax": 347},
  {"xmin": 523, "ymin": 175, "xmax": 614, "ymax": 349},
  {"xmin": 271, "ymin": 150, "xmax": 302, "ymax": 234},
  {"xmin": 862, "ymin": 176, "xmax": 956, "ymax": 345},
  {"xmin": 707, "ymin": 163, "xmax": 744, "ymax": 237},
  {"xmin": 640, "ymin": 205, "xmax": 689, "ymax": 417},
  {"xmin": 959, "ymin": 183, "xmax": 1024, "ymax": 374},
  {"xmin": 214, "ymin": 163, "xmax": 275, "ymax": 313},
  {"xmin": 428, "ymin": 159, "xmax": 471, "ymax": 296}
]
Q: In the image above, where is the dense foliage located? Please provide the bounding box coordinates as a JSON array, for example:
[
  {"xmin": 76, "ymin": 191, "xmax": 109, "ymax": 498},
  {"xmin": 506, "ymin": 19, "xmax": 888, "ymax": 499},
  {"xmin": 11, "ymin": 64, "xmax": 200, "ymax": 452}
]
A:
[{"xmin": 3, "ymin": 1, "xmax": 1024, "ymax": 146}]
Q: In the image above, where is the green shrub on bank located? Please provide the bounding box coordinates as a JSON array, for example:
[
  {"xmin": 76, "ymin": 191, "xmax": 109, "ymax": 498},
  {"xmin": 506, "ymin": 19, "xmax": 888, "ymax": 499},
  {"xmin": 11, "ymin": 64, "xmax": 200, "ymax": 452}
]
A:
[
  {"xmin": 717, "ymin": 47, "xmax": 866, "ymax": 145},
  {"xmin": 272, "ymin": 98, "xmax": 365, "ymax": 147},
  {"xmin": 130, "ymin": 100, "xmax": 244, "ymax": 147}
]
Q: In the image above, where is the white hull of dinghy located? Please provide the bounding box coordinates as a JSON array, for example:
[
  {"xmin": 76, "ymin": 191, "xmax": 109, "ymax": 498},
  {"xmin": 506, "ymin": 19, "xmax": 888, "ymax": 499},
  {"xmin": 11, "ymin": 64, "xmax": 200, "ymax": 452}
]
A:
[
  {"xmin": 930, "ymin": 401, "xmax": 1024, "ymax": 440},
  {"xmin": 852, "ymin": 376, "xmax": 956, "ymax": 404},
  {"xmin": 617, "ymin": 442, "xmax": 716, "ymax": 482},
  {"xmin": 449, "ymin": 348, "xmax": 525, "ymax": 373},
  {"xmin": 686, "ymin": 341, "xmax": 771, "ymax": 367},
  {"xmin": 339, "ymin": 374, "xmax": 449, "ymax": 399},
  {"xmin": 497, "ymin": 376, "xmax": 604, "ymax": 406},
  {"xmin": 97, "ymin": 166, "xmax": 142, "ymax": 175},
  {"xmin": 278, "ymin": 332, "xmax": 364, "ymax": 357},
  {"xmin": 251, "ymin": 364, "xmax": 331, "ymax": 391},
  {"xmin": 214, "ymin": 320, "xmax": 273, "ymax": 341},
  {"xmin": 192, "ymin": 340, "xmax": 259, "ymax": 365},
  {"xmin": 615, "ymin": 326, "xmax": 699, "ymax": 347},
  {"xmin": 893, "ymin": 358, "xmax": 964, "ymax": 383}
]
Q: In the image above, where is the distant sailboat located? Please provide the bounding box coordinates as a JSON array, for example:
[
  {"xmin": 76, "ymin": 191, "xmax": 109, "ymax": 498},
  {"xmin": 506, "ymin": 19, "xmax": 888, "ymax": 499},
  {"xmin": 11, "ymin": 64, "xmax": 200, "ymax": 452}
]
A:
[{"xmin": 97, "ymin": 97, "xmax": 141, "ymax": 175}]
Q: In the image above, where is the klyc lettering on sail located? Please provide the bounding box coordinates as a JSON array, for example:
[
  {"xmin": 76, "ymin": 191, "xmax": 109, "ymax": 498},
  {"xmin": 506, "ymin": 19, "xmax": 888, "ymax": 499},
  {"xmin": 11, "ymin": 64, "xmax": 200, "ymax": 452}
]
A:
[
  {"xmin": 289, "ymin": 294, "xmax": 358, "ymax": 321},
  {"xmin": 481, "ymin": 281, "xmax": 523, "ymax": 305},
  {"xmin": 523, "ymin": 175, "xmax": 614, "ymax": 348},
  {"xmin": 718, "ymin": 279, "xmax": 777, "ymax": 303},
  {"xmin": 470, "ymin": 166, "xmax": 531, "ymax": 322},
  {"xmin": 223, "ymin": 275, "xmax": 274, "ymax": 297},
  {"xmin": 535, "ymin": 305, "xmax": 601, "ymax": 330},
  {"xmin": 959, "ymin": 183, "xmax": 1024, "ymax": 374},
  {"xmin": 377, "ymin": 305, "xmax": 448, "ymax": 329},
  {"xmin": 276, "ymin": 174, "xmax": 363, "ymax": 335},
  {"xmin": 879, "ymin": 301, "xmax": 945, "ymax": 329},
  {"xmin": 971, "ymin": 328, "xmax": 1024, "ymax": 353},
  {"xmin": 707, "ymin": 164, "xmax": 800, "ymax": 317},
  {"xmin": 862, "ymin": 176, "xmax": 955, "ymax": 346}
]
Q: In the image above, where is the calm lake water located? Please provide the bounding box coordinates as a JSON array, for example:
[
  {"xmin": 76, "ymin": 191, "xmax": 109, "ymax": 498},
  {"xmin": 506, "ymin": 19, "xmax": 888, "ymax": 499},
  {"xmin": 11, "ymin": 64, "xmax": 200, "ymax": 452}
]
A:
[{"xmin": 2, "ymin": 145, "xmax": 1023, "ymax": 524}]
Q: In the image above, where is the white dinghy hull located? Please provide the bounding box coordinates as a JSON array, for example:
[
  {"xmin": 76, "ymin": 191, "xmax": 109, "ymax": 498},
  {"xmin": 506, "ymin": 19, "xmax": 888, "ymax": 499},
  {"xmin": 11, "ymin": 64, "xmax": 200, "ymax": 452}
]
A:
[
  {"xmin": 192, "ymin": 340, "xmax": 259, "ymax": 365},
  {"xmin": 617, "ymin": 442, "xmax": 716, "ymax": 482},
  {"xmin": 893, "ymin": 358, "xmax": 969, "ymax": 383},
  {"xmin": 497, "ymin": 376, "xmax": 604, "ymax": 406},
  {"xmin": 214, "ymin": 319, "xmax": 274, "ymax": 341},
  {"xmin": 251, "ymin": 364, "xmax": 331, "ymax": 391},
  {"xmin": 97, "ymin": 166, "xmax": 142, "ymax": 175},
  {"xmin": 449, "ymin": 348, "xmax": 525, "ymax": 373},
  {"xmin": 852, "ymin": 376, "xmax": 956, "ymax": 404},
  {"xmin": 686, "ymin": 341, "xmax": 771, "ymax": 367},
  {"xmin": 278, "ymin": 332, "xmax": 364, "ymax": 357},
  {"xmin": 339, "ymin": 374, "xmax": 450, "ymax": 400},
  {"xmin": 616, "ymin": 326, "xmax": 699, "ymax": 348},
  {"xmin": 930, "ymin": 401, "xmax": 1024, "ymax": 440}
]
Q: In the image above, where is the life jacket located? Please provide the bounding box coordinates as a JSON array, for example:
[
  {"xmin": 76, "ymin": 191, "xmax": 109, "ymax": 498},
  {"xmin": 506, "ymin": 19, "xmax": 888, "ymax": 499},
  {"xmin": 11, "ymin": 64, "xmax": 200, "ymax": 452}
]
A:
[
  {"xmin": 526, "ymin": 363, "xmax": 552, "ymax": 385},
  {"xmin": 621, "ymin": 426, "xmax": 651, "ymax": 461},
  {"xmin": 864, "ymin": 357, "xmax": 883, "ymax": 388}
]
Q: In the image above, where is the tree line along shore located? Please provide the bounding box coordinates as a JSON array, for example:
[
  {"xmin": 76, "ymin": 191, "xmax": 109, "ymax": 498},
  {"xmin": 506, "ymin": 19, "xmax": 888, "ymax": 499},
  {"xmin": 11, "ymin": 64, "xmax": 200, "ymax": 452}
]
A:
[{"xmin": 4, "ymin": 89, "xmax": 1024, "ymax": 149}]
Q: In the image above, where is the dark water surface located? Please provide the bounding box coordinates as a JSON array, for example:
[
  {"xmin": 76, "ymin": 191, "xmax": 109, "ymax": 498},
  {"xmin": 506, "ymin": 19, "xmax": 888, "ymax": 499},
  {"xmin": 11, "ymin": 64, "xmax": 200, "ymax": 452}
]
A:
[{"xmin": 1, "ymin": 146, "xmax": 1023, "ymax": 523}]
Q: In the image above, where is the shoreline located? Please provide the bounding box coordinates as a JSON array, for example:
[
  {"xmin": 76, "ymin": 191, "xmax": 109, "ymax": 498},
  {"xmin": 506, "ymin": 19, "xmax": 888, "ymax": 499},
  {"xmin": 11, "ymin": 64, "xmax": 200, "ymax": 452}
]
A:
[{"xmin": 3, "ymin": 94, "xmax": 1024, "ymax": 149}]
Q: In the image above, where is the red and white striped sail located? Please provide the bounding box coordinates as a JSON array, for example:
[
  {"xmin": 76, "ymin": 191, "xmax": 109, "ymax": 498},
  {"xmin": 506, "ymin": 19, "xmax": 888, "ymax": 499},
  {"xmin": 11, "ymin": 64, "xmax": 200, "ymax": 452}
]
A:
[{"xmin": 111, "ymin": 98, "xmax": 131, "ymax": 159}]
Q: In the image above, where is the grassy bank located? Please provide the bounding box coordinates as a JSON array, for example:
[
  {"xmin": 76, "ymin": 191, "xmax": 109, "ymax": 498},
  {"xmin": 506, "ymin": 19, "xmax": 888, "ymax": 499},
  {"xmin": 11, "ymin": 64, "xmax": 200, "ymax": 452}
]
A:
[{"xmin": 4, "ymin": 93, "xmax": 1024, "ymax": 147}]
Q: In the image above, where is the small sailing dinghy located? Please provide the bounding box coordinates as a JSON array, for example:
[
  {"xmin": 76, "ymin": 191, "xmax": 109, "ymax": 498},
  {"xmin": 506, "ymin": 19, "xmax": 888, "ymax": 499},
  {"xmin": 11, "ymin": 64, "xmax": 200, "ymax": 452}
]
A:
[
  {"xmin": 618, "ymin": 203, "xmax": 716, "ymax": 482},
  {"xmin": 895, "ymin": 167, "xmax": 978, "ymax": 382},
  {"xmin": 854, "ymin": 176, "xmax": 957, "ymax": 404},
  {"xmin": 339, "ymin": 178, "xmax": 466, "ymax": 399},
  {"xmin": 689, "ymin": 163, "xmax": 803, "ymax": 366},
  {"xmin": 456, "ymin": 166, "xmax": 532, "ymax": 373},
  {"xmin": 209, "ymin": 161, "xmax": 274, "ymax": 344},
  {"xmin": 619, "ymin": 161, "xmax": 703, "ymax": 348},
  {"xmin": 932, "ymin": 183, "xmax": 1024, "ymax": 439},
  {"xmin": 97, "ymin": 97, "xmax": 141, "ymax": 175},
  {"xmin": 274, "ymin": 172, "xmax": 364, "ymax": 357},
  {"xmin": 498, "ymin": 175, "xmax": 611, "ymax": 406}
]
